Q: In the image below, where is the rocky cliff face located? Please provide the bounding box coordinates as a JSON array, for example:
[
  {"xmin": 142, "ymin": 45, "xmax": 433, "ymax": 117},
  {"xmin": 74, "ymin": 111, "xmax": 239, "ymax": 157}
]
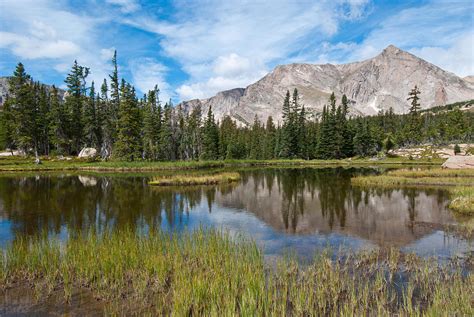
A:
[
  {"xmin": 0, "ymin": 76, "xmax": 65, "ymax": 108},
  {"xmin": 180, "ymin": 45, "xmax": 474, "ymax": 124}
]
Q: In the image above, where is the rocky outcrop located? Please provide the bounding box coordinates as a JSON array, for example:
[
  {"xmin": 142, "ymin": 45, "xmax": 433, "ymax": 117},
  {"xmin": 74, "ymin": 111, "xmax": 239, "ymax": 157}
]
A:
[
  {"xmin": 0, "ymin": 76, "xmax": 65, "ymax": 108},
  {"xmin": 442, "ymin": 156, "xmax": 474, "ymax": 169},
  {"xmin": 180, "ymin": 45, "xmax": 474, "ymax": 124}
]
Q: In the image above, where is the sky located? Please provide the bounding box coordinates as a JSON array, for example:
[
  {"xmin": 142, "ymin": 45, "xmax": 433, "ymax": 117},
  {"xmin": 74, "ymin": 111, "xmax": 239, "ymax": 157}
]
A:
[{"xmin": 0, "ymin": 0, "xmax": 473, "ymax": 103}]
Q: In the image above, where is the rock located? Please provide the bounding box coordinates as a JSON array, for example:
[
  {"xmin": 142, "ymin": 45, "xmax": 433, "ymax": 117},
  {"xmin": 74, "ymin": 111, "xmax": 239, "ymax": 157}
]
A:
[
  {"xmin": 78, "ymin": 176, "xmax": 98, "ymax": 186},
  {"xmin": 78, "ymin": 147, "xmax": 97, "ymax": 158},
  {"xmin": 35, "ymin": 157, "xmax": 42, "ymax": 165},
  {"xmin": 441, "ymin": 156, "xmax": 474, "ymax": 169},
  {"xmin": 179, "ymin": 45, "xmax": 474, "ymax": 124}
]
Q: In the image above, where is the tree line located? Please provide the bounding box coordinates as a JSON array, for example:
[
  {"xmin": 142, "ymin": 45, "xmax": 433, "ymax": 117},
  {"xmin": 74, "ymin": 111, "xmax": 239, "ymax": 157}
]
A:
[{"xmin": 0, "ymin": 54, "xmax": 472, "ymax": 160}]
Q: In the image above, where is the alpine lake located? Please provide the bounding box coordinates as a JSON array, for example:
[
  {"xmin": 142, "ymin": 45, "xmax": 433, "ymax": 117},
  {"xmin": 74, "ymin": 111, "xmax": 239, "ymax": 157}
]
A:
[{"xmin": 0, "ymin": 166, "xmax": 472, "ymax": 315}]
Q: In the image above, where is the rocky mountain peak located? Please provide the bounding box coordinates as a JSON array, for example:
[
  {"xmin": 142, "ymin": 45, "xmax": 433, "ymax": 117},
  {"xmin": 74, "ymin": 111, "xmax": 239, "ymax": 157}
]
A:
[{"xmin": 179, "ymin": 46, "xmax": 474, "ymax": 124}]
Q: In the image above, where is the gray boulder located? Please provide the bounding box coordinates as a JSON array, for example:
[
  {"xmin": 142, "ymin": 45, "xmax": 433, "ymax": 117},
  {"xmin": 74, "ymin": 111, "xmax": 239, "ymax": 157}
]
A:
[{"xmin": 78, "ymin": 147, "xmax": 98, "ymax": 158}]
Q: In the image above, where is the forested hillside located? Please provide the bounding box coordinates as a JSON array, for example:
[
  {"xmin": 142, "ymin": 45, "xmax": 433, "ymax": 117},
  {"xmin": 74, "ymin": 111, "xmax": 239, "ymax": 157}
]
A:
[{"xmin": 1, "ymin": 54, "xmax": 472, "ymax": 161}]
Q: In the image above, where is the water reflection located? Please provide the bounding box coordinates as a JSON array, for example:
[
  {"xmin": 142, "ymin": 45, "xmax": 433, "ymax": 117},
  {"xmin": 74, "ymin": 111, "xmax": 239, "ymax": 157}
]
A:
[{"xmin": 0, "ymin": 168, "xmax": 470, "ymax": 258}]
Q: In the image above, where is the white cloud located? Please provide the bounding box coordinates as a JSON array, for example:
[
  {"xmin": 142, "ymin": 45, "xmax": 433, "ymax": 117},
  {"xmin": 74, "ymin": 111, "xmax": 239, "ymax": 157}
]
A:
[
  {"xmin": 0, "ymin": 0, "xmax": 116, "ymax": 88},
  {"xmin": 409, "ymin": 32, "xmax": 474, "ymax": 77},
  {"xmin": 0, "ymin": 32, "xmax": 80, "ymax": 59},
  {"xmin": 130, "ymin": 58, "xmax": 171, "ymax": 102},
  {"xmin": 176, "ymin": 53, "xmax": 267, "ymax": 100},
  {"xmin": 106, "ymin": 0, "xmax": 140, "ymax": 13},
  {"xmin": 126, "ymin": 0, "xmax": 372, "ymax": 100},
  {"xmin": 293, "ymin": 1, "xmax": 473, "ymax": 78}
]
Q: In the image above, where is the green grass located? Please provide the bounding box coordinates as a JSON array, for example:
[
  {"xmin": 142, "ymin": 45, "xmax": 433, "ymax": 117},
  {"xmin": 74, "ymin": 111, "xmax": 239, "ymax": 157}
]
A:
[
  {"xmin": 0, "ymin": 156, "xmax": 444, "ymax": 172},
  {"xmin": 1, "ymin": 229, "xmax": 472, "ymax": 315},
  {"xmin": 149, "ymin": 172, "xmax": 241, "ymax": 186},
  {"xmin": 351, "ymin": 168, "xmax": 474, "ymax": 215}
]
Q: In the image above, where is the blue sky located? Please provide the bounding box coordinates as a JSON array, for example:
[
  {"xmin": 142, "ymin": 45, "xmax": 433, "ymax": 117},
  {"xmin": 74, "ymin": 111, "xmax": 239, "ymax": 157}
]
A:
[{"xmin": 0, "ymin": 0, "xmax": 472, "ymax": 102}]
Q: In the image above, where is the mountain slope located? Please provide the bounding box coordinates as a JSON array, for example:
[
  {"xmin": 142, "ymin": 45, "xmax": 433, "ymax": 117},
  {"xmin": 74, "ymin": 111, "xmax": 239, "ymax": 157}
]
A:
[{"xmin": 180, "ymin": 45, "xmax": 474, "ymax": 124}]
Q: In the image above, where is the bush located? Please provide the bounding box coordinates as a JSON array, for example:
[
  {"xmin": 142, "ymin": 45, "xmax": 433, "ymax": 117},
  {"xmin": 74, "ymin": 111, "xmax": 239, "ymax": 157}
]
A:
[{"xmin": 454, "ymin": 144, "xmax": 461, "ymax": 155}]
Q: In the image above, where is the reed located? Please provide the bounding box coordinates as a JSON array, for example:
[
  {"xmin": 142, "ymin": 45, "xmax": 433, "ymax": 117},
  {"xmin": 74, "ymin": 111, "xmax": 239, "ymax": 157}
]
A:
[
  {"xmin": 1, "ymin": 229, "xmax": 472, "ymax": 315},
  {"xmin": 149, "ymin": 172, "xmax": 241, "ymax": 186}
]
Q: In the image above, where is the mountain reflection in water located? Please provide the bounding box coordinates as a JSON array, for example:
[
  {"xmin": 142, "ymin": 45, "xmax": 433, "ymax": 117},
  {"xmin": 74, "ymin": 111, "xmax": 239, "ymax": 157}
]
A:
[{"xmin": 0, "ymin": 168, "xmax": 470, "ymax": 258}]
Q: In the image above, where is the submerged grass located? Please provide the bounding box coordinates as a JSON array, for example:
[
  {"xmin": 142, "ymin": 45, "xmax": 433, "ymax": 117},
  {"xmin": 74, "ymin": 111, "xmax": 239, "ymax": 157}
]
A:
[
  {"xmin": 149, "ymin": 172, "xmax": 241, "ymax": 186},
  {"xmin": 351, "ymin": 168, "xmax": 474, "ymax": 215},
  {"xmin": 1, "ymin": 229, "xmax": 472, "ymax": 315}
]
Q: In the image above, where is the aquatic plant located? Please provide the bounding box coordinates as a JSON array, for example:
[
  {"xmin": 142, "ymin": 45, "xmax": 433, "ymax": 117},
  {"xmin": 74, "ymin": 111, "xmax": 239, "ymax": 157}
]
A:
[{"xmin": 1, "ymin": 228, "xmax": 472, "ymax": 315}]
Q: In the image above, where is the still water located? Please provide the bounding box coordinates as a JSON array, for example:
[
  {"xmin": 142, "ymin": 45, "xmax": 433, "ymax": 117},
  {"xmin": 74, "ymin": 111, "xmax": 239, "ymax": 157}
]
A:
[{"xmin": 0, "ymin": 167, "xmax": 471, "ymax": 260}]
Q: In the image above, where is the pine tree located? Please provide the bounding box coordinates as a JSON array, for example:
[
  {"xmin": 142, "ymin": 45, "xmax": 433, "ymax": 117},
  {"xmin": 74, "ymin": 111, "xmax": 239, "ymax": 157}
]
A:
[
  {"xmin": 353, "ymin": 120, "xmax": 376, "ymax": 157},
  {"xmin": 114, "ymin": 80, "xmax": 142, "ymax": 160},
  {"xmin": 109, "ymin": 50, "xmax": 120, "ymax": 132},
  {"xmin": 9, "ymin": 63, "xmax": 37, "ymax": 154},
  {"xmin": 405, "ymin": 85, "xmax": 422, "ymax": 144},
  {"xmin": 201, "ymin": 106, "xmax": 219, "ymax": 160},
  {"xmin": 249, "ymin": 115, "xmax": 264, "ymax": 159},
  {"xmin": 263, "ymin": 116, "xmax": 276, "ymax": 160},
  {"xmin": 142, "ymin": 86, "xmax": 159, "ymax": 159},
  {"xmin": 340, "ymin": 94, "xmax": 353, "ymax": 158},
  {"xmin": 48, "ymin": 86, "xmax": 69, "ymax": 154},
  {"xmin": 83, "ymin": 81, "xmax": 98, "ymax": 148},
  {"xmin": 36, "ymin": 84, "xmax": 50, "ymax": 155},
  {"xmin": 159, "ymin": 101, "xmax": 174, "ymax": 161},
  {"xmin": 64, "ymin": 60, "xmax": 89, "ymax": 153},
  {"xmin": 0, "ymin": 97, "xmax": 15, "ymax": 153}
]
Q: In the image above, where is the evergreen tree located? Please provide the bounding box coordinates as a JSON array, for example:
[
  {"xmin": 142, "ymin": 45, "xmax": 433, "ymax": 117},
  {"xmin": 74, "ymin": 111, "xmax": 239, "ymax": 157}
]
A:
[
  {"xmin": 405, "ymin": 85, "xmax": 422, "ymax": 144},
  {"xmin": 263, "ymin": 116, "xmax": 276, "ymax": 160},
  {"xmin": 36, "ymin": 84, "xmax": 50, "ymax": 155},
  {"xmin": 9, "ymin": 63, "xmax": 37, "ymax": 155},
  {"xmin": 114, "ymin": 80, "xmax": 141, "ymax": 160},
  {"xmin": 0, "ymin": 97, "xmax": 15, "ymax": 152},
  {"xmin": 83, "ymin": 81, "xmax": 98, "ymax": 148},
  {"xmin": 353, "ymin": 120, "xmax": 376, "ymax": 157},
  {"xmin": 201, "ymin": 106, "xmax": 219, "ymax": 160},
  {"xmin": 159, "ymin": 101, "xmax": 174, "ymax": 161},
  {"xmin": 340, "ymin": 94, "xmax": 353, "ymax": 157},
  {"xmin": 48, "ymin": 86, "xmax": 69, "ymax": 154},
  {"xmin": 64, "ymin": 60, "xmax": 89, "ymax": 153},
  {"xmin": 142, "ymin": 86, "xmax": 159, "ymax": 159}
]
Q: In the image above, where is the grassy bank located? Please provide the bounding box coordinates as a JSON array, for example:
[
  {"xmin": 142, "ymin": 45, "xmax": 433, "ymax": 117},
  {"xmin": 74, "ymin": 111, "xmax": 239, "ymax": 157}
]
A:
[
  {"xmin": 0, "ymin": 156, "xmax": 444, "ymax": 172},
  {"xmin": 351, "ymin": 168, "xmax": 474, "ymax": 215},
  {"xmin": 149, "ymin": 172, "xmax": 240, "ymax": 186},
  {"xmin": 1, "ymin": 229, "xmax": 472, "ymax": 315}
]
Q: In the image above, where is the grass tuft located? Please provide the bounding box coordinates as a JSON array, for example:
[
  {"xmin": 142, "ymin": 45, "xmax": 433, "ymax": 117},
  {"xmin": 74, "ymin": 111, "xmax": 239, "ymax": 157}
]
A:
[
  {"xmin": 351, "ymin": 168, "xmax": 474, "ymax": 215},
  {"xmin": 149, "ymin": 172, "xmax": 241, "ymax": 186}
]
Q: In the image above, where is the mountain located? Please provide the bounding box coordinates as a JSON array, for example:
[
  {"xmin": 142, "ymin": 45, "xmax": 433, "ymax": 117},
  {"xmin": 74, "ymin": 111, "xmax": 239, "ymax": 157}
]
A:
[
  {"xmin": 180, "ymin": 45, "xmax": 474, "ymax": 125},
  {"xmin": 0, "ymin": 76, "xmax": 65, "ymax": 108}
]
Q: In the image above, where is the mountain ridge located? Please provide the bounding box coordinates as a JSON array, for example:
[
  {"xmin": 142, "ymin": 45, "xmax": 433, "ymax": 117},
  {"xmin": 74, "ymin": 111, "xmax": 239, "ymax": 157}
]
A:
[{"xmin": 179, "ymin": 45, "xmax": 474, "ymax": 124}]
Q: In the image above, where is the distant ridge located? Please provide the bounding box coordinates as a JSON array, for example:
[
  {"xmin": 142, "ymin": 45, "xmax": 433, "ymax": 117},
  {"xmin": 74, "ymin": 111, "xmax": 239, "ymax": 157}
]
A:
[{"xmin": 179, "ymin": 45, "xmax": 474, "ymax": 124}]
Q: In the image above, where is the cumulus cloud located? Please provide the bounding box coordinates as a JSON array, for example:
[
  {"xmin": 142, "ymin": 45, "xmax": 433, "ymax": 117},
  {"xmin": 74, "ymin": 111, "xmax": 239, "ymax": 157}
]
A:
[
  {"xmin": 130, "ymin": 58, "xmax": 172, "ymax": 102},
  {"xmin": 0, "ymin": 0, "xmax": 117, "ymax": 87},
  {"xmin": 127, "ymin": 0, "xmax": 372, "ymax": 100}
]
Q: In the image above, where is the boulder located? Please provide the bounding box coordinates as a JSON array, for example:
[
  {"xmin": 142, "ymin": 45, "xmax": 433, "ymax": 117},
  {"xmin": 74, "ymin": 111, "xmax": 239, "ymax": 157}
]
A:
[
  {"xmin": 78, "ymin": 147, "xmax": 98, "ymax": 158},
  {"xmin": 441, "ymin": 156, "xmax": 474, "ymax": 169}
]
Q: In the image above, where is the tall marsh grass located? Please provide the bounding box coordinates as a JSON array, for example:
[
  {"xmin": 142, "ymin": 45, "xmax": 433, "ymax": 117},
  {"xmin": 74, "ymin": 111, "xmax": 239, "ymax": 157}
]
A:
[{"xmin": 1, "ymin": 229, "xmax": 472, "ymax": 315}]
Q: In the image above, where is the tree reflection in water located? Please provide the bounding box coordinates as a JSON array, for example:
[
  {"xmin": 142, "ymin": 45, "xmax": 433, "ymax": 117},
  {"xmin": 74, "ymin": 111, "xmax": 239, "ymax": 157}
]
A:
[{"xmin": 0, "ymin": 168, "xmax": 454, "ymax": 248}]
